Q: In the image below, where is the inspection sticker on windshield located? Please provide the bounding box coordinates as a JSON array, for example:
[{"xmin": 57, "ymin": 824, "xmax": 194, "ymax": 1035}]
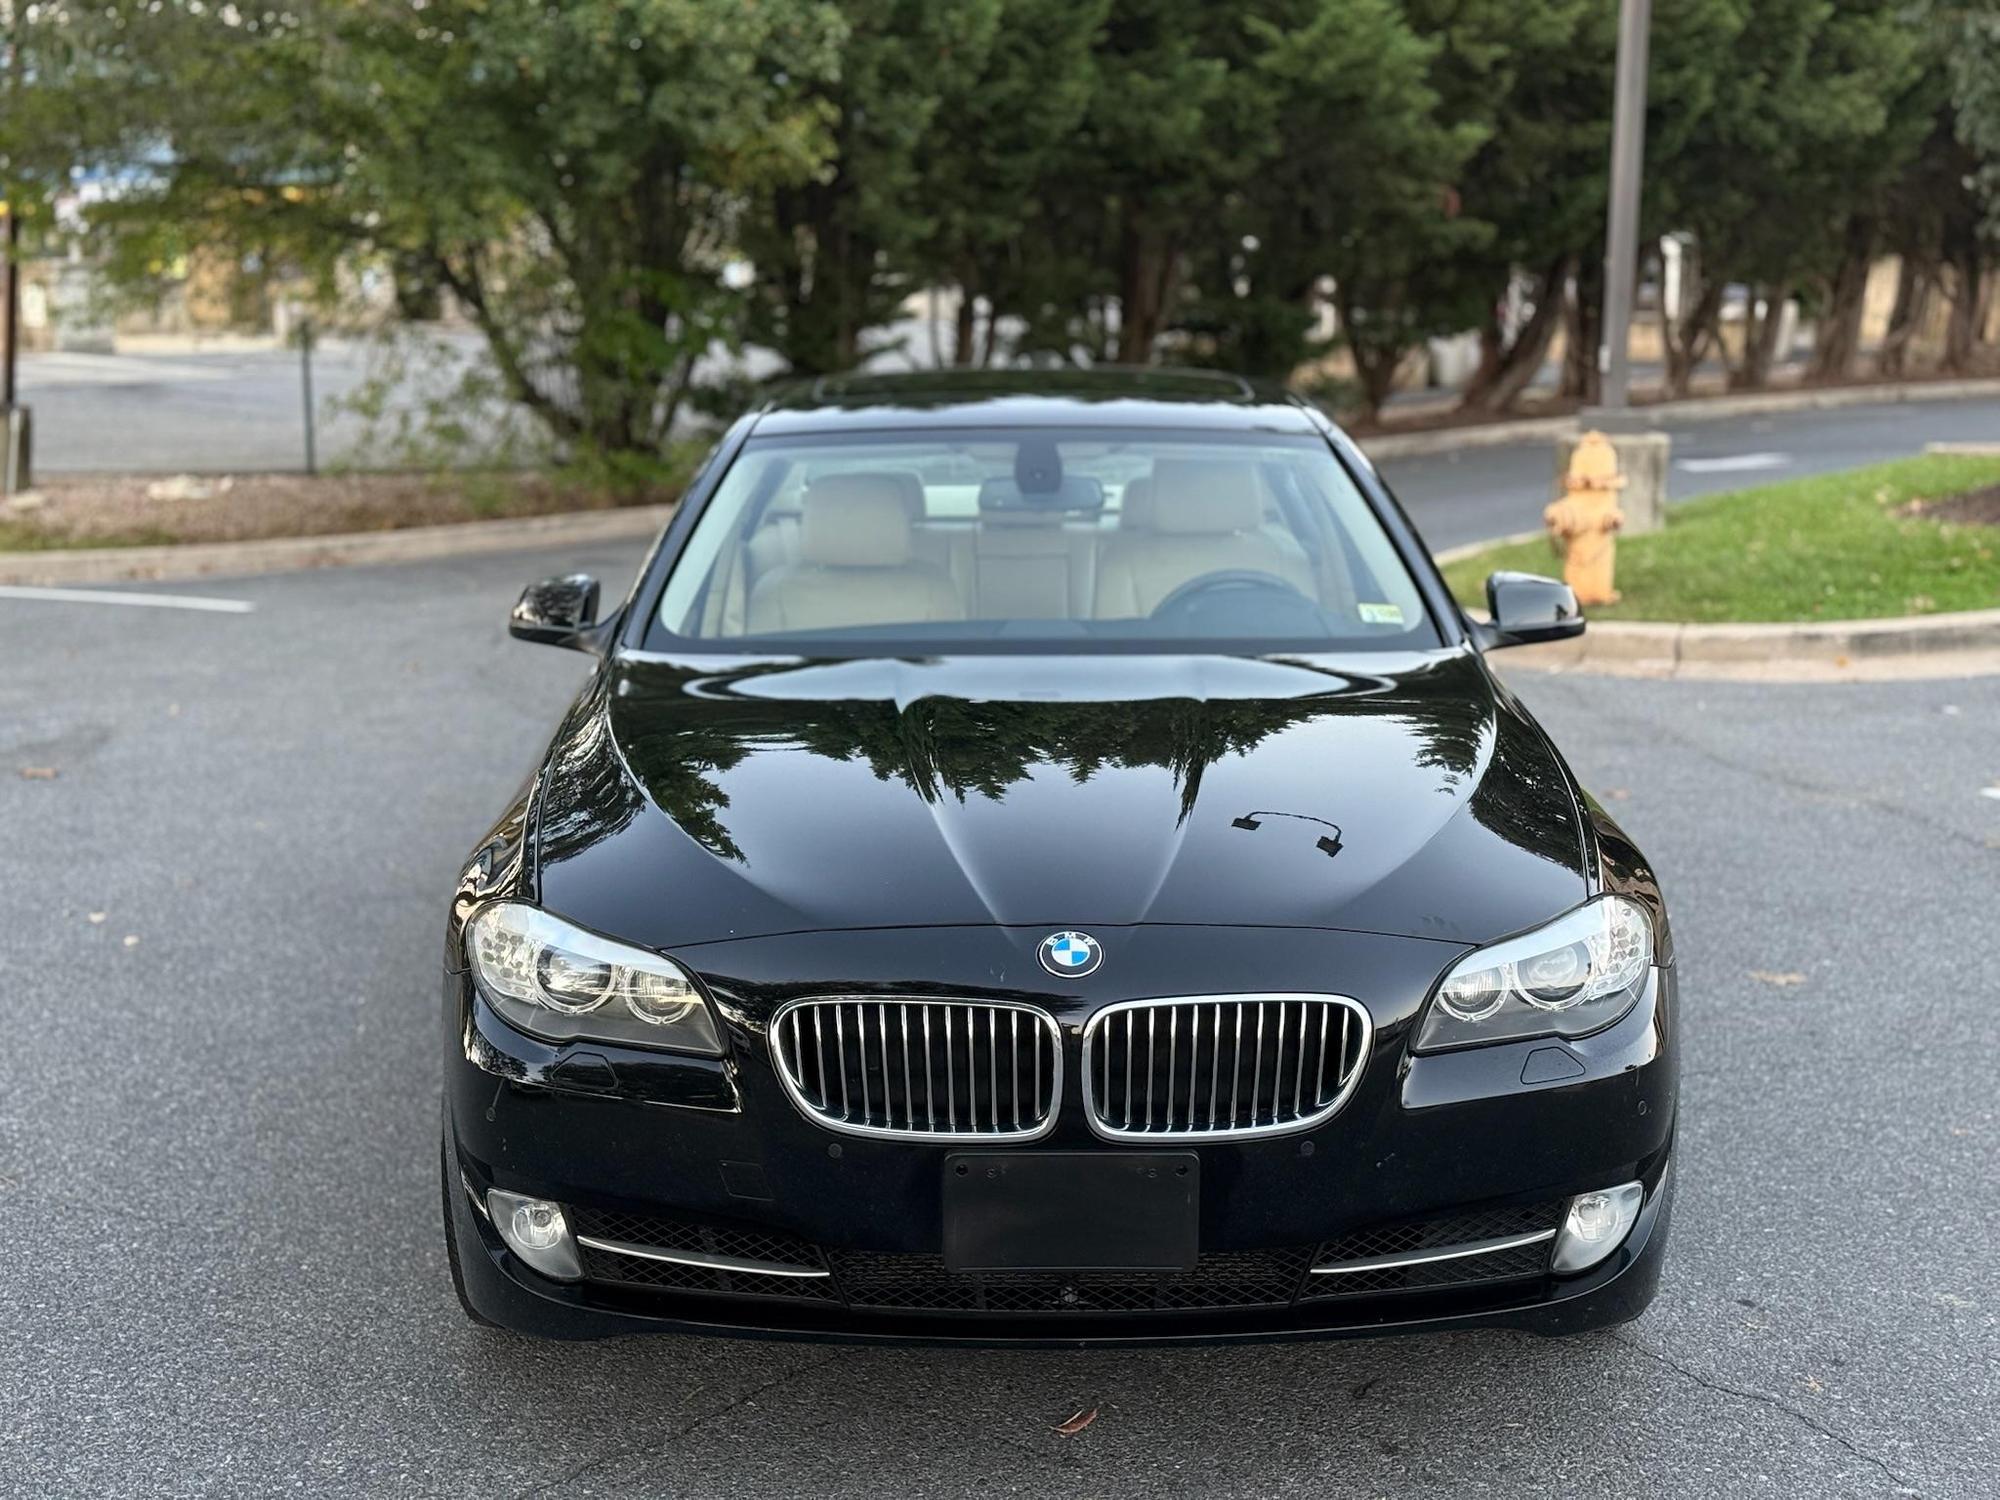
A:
[{"xmin": 1358, "ymin": 602, "xmax": 1405, "ymax": 625}]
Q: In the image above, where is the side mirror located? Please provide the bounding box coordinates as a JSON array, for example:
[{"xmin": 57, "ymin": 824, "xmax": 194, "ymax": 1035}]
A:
[
  {"xmin": 510, "ymin": 574, "xmax": 604, "ymax": 651},
  {"xmin": 1480, "ymin": 570, "xmax": 1585, "ymax": 648}
]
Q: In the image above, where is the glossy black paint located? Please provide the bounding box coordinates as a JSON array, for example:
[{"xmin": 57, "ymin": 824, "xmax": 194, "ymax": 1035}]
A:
[
  {"xmin": 1482, "ymin": 570, "xmax": 1587, "ymax": 649},
  {"xmin": 521, "ymin": 650, "xmax": 1595, "ymax": 950},
  {"xmin": 442, "ymin": 375, "xmax": 1676, "ymax": 1342},
  {"xmin": 508, "ymin": 572, "xmax": 604, "ymax": 652}
]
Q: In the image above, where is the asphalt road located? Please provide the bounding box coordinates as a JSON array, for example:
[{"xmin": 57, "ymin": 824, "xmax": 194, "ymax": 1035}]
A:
[
  {"xmin": 3, "ymin": 540, "xmax": 1995, "ymax": 1498},
  {"xmin": 1374, "ymin": 393, "xmax": 2000, "ymax": 551},
  {"xmin": 15, "ymin": 341, "xmax": 2000, "ymax": 554}
]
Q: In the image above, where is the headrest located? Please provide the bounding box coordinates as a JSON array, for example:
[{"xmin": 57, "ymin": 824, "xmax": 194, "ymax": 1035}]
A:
[
  {"xmin": 1149, "ymin": 459, "xmax": 1264, "ymax": 534},
  {"xmin": 1118, "ymin": 475, "xmax": 1155, "ymax": 529},
  {"xmin": 799, "ymin": 473, "xmax": 916, "ymax": 567}
]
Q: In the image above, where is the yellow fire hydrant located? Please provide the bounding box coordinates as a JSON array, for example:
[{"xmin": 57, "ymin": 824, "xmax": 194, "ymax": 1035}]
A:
[{"xmin": 1544, "ymin": 430, "xmax": 1625, "ymax": 605}]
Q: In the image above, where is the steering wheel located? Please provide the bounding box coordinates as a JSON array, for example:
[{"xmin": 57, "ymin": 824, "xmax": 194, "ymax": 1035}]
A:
[{"xmin": 1148, "ymin": 569, "xmax": 1315, "ymax": 620}]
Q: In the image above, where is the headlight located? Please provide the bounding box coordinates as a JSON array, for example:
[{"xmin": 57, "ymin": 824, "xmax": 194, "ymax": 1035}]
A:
[
  {"xmin": 466, "ymin": 901, "xmax": 723, "ymax": 1055},
  {"xmin": 1415, "ymin": 896, "xmax": 1652, "ymax": 1052}
]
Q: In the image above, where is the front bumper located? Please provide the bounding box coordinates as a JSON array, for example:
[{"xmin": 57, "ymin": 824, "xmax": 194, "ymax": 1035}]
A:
[{"xmin": 443, "ymin": 925, "xmax": 1677, "ymax": 1344}]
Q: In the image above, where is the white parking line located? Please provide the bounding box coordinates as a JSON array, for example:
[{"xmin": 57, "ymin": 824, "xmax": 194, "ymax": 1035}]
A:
[
  {"xmin": 0, "ymin": 584, "xmax": 255, "ymax": 614},
  {"xmin": 1677, "ymin": 452, "xmax": 1792, "ymax": 474}
]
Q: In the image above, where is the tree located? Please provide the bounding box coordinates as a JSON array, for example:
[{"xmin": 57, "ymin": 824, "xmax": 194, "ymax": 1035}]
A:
[
  {"xmin": 1176, "ymin": 0, "xmax": 1487, "ymax": 408},
  {"xmin": 1924, "ymin": 1, "xmax": 2000, "ymax": 367},
  {"xmin": 740, "ymin": 0, "xmax": 1002, "ymax": 377},
  {"xmin": 1059, "ymin": 0, "xmax": 1250, "ymax": 363},
  {"xmin": 912, "ymin": 0, "xmax": 1109, "ymax": 366},
  {"xmin": 22, "ymin": 1, "xmax": 849, "ymax": 476},
  {"xmin": 1400, "ymin": 0, "xmax": 1607, "ymax": 414}
]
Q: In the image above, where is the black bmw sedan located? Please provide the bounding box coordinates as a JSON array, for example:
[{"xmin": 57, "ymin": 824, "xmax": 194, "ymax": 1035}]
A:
[{"xmin": 441, "ymin": 369, "xmax": 1675, "ymax": 1343}]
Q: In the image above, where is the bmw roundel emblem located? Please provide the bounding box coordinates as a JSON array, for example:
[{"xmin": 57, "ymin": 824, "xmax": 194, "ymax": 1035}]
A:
[{"xmin": 1038, "ymin": 930, "xmax": 1102, "ymax": 979}]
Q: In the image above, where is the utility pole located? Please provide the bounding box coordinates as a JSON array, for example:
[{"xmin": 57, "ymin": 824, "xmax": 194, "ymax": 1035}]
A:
[
  {"xmin": 2, "ymin": 199, "xmax": 17, "ymax": 412},
  {"xmin": 1555, "ymin": 0, "xmax": 1669, "ymax": 540},
  {"xmin": 1, "ymin": 0, "xmax": 29, "ymax": 496},
  {"xmin": 299, "ymin": 315, "xmax": 317, "ymax": 476},
  {"xmin": 1598, "ymin": 0, "xmax": 1652, "ymax": 412},
  {"xmin": 2, "ymin": 0, "xmax": 20, "ymax": 412}
]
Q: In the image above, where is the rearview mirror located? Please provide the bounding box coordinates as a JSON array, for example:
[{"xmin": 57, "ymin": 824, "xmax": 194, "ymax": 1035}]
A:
[
  {"xmin": 510, "ymin": 574, "xmax": 604, "ymax": 651},
  {"xmin": 1481, "ymin": 570, "xmax": 1585, "ymax": 649}
]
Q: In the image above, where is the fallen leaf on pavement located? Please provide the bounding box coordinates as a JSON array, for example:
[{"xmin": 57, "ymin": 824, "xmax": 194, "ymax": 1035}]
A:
[
  {"xmin": 122, "ymin": 934, "xmax": 140, "ymax": 948},
  {"xmin": 87, "ymin": 912, "xmax": 107, "ymax": 925},
  {"xmin": 1054, "ymin": 1407, "xmax": 1098, "ymax": 1437},
  {"xmin": 1749, "ymin": 971, "xmax": 1807, "ymax": 987},
  {"xmin": 18, "ymin": 766, "xmax": 58, "ymax": 780}
]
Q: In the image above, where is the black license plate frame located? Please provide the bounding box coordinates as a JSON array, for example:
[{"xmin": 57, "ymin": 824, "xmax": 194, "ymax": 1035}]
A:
[{"xmin": 942, "ymin": 1151, "xmax": 1200, "ymax": 1273}]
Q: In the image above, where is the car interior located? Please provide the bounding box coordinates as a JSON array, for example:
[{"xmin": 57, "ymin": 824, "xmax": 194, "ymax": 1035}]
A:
[{"xmin": 671, "ymin": 439, "xmax": 1430, "ymax": 644}]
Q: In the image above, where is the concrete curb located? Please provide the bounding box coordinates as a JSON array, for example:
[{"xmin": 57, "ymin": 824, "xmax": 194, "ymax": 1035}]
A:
[
  {"xmin": 1358, "ymin": 375, "xmax": 2000, "ymax": 461},
  {"xmin": 0, "ymin": 504, "xmax": 675, "ymax": 586},
  {"xmin": 1503, "ymin": 606, "xmax": 2000, "ymax": 681},
  {"xmin": 1360, "ymin": 416, "xmax": 1579, "ymax": 461},
  {"xmin": 1431, "ymin": 530, "xmax": 1549, "ymax": 567}
]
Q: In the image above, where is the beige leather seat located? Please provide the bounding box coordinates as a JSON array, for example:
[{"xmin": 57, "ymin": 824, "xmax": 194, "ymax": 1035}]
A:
[
  {"xmin": 1117, "ymin": 475, "xmax": 1155, "ymax": 529},
  {"xmin": 746, "ymin": 473, "xmax": 965, "ymax": 633},
  {"xmin": 1093, "ymin": 459, "xmax": 1316, "ymax": 618}
]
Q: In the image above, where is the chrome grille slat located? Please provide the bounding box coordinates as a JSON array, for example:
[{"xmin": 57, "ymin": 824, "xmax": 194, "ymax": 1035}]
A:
[
  {"xmin": 773, "ymin": 998, "xmax": 1060, "ymax": 1142},
  {"xmin": 1083, "ymin": 995, "xmax": 1370, "ymax": 1142}
]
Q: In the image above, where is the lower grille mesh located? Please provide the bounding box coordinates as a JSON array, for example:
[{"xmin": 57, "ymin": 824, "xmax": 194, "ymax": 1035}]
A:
[
  {"xmin": 567, "ymin": 1202, "xmax": 1562, "ymax": 1317},
  {"xmin": 1301, "ymin": 1201, "xmax": 1564, "ymax": 1301},
  {"xmin": 831, "ymin": 1248, "xmax": 1315, "ymax": 1315},
  {"xmin": 568, "ymin": 1208, "xmax": 838, "ymax": 1303}
]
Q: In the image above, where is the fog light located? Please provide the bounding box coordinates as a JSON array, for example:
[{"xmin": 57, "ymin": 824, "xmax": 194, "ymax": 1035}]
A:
[
  {"xmin": 486, "ymin": 1188, "xmax": 582, "ymax": 1282},
  {"xmin": 1552, "ymin": 1180, "xmax": 1645, "ymax": 1274}
]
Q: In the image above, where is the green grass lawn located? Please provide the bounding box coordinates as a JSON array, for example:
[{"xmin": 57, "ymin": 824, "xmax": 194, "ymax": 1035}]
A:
[{"xmin": 1440, "ymin": 453, "xmax": 2000, "ymax": 623}]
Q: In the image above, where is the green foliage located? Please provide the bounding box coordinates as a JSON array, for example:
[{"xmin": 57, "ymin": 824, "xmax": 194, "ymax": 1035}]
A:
[
  {"xmin": 10, "ymin": 0, "xmax": 848, "ymax": 474},
  {"xmin": 6, "ymin": 0, "xmax": 1997, "ymax": 459},
  {"xmin": 1441, "ymin": 456, "xmax": 2000, "ymax": 622},
  {"xmin": 1928, "ymin": 1, "xmax": 2000, "ymax": 230},
  {"xmin": 740, "ymin": 0, "xmax": 1003, "ymax": 374},
  {"xmin": 1231, "ymin": 0, "xmax": 1488, "ymax": 405}
]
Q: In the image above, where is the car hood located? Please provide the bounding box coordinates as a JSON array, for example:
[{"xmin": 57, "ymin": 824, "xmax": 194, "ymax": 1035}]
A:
[{"xmin": 531, "ymin": 650, "xmax": 1590, "ymax": 952}]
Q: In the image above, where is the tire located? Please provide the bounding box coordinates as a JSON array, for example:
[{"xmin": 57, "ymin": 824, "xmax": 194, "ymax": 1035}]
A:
[{"xmin": 440, "ymin": 1117, "xmax": 500, "ymax": 1329}]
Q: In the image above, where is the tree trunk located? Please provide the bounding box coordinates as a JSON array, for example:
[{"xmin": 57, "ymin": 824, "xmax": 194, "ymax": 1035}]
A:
[
  {"xmin": 1874, "ymin": 258, "xmax": 1929, "ymax": 377},
  {"xmin": 1561, "ymin": 260, "xmax": 1602, "ymax": 404},
  {"xmin": 1663, "ymin": 280, "xmax": 1725, "ymax": 397},
  {"xmin": 1116, "ymin": 218, "xmax": 1178, "ymax": 364},
  {"xmin": 1462, "ymin": 320, "xmax": 1504, "ymax": 405},
  {"xmin": 1809, "ymin": 218, "xmax": 1874, "ymax": 382},
  {"xmin": 1337, "ymin": 289, "xmax": 1402, "ymax": 419},
  {"xmin": 952, "ymin": 286, "xmax": 977, "ymax": 367},
  {"xmin": 1459, "ymin": 258, "xmax": 1569, "ymax": 413},
  {"xmin": 1352, "ymin": 344, "xmax": 1402, "ymax": 419},
  {"xmin": 1942, "ymin": 249, "xmax": 1984, "ymax": 373},
  {"xmin": 978, "ymin": 299, "xmax": 1001, "ymax": 367},
  {"xmin": 1734, "ymin": 285, "xmax": 1789, "ymax": 390}
]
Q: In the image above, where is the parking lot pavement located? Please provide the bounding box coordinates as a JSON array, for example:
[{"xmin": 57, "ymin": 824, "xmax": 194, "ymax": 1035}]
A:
[{"xmin": 2, "ymin": 546, "xmax": 1995, "ymax": 1499}]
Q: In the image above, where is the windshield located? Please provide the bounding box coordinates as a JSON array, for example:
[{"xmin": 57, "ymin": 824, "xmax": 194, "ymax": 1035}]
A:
[{"xmin": 648, "ymin": 428, "xmax": 1437, "ymax": 652}]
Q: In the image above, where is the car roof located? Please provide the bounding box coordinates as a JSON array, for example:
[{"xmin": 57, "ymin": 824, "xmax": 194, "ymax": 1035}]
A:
[{"xmin": 747, "ymin": 367, "xmax": 1327, "ymax": 437}]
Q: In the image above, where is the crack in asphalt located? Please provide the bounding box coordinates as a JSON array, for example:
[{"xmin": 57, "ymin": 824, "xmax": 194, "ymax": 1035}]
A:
[
  {"xmin": 510, "ymin": 1351, "xmax": 848, "ymax": 1499},
  {"xmin": 1527, "ymin": 677, "xmax": 1998, "ymax": 859},
  {"xmin": 1614, "ymin": 1334, "xmax": 1915, "ymax": 1493}
]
